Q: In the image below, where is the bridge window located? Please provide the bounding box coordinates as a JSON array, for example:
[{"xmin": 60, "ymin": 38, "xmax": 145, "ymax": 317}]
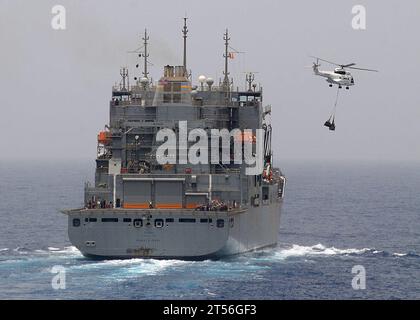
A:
[
  {"xmin": 172, "ymin": 83, "xmax": 181, "ymax": 92},
  {"xmin": 165, "ymin": 218, "xmax": 174, "ymax": 223},
  {"xmin": 89, "ymin": 218, "xmax": 97, "ymax": 222},
  {"xmin": 173, "ymin": 94, "xmax": 181, "ymax": 103},
  {"xmin": 73, "ymin": 219, "xmax": 80, "ymax": 227},
  {"xmin": 163, "ymin": 94, "xmax": 171, "ymax": 103},
  {"xmin": 217, "ymin": 219, "xmax": 225, "ymax": 228},
  {"xmin": 164, "ymin": 83, "xmax": 172, "ymax": 91},
  {"xmin": 123, "ymin": 218, "xmax": 132, "ymax": 223}
]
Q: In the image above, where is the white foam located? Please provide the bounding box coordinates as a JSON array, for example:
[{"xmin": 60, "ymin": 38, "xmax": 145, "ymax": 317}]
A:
[
  {"xmin": 48, "ymin": 246, "xmax": 81, "ymax": 255},
  {"xmin": 70, "ymin": 257, "xmax": 189, "ymax": 276},
  {"xmin": 0, "ymin": 248, "xmax": 8, "ymax": 252},
  {"xmin": 392, "ymin": 252, "xmax": 407, "ymax": 257},
  {"xmin": 274, "ymin": 243, "xmax": 372, "ymax": 259},
  {"xmin": 126, "ymin": 259, "xmax": 189, "ymax": 276},
  {"xmin": 368, "ymin": 250, "xmax": 411, "ymax": 257},
  {"xmin": 12, "ymin": 247, "xmax": 29, "ymax": 254},
  {"xmin": 204, "ymin": 289, "xmax": 217, "ymax": 297}
]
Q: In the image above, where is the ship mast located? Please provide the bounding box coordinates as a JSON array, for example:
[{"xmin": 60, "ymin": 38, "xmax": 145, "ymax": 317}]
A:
[
  {"xmin": 182, "ymin": 17, "xmax": 188, "ymax": 77},
  {"xmin": 142, "ymin": 29, "xmax": 150, "ymax": 78},
  {"xmin": 223, "ymin": 29, "xmax": 230, "ymax": 91}
]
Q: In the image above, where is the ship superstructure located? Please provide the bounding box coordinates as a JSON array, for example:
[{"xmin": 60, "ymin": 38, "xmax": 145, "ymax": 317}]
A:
[{"xmin": 63, "ymin": 20, "xmax": 285, "ymax": 259}]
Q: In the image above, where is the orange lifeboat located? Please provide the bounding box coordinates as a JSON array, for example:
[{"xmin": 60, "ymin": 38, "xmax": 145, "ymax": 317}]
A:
[{"xmin": 98, "ymin": 131, "xmax": 110, "ymax": 144}]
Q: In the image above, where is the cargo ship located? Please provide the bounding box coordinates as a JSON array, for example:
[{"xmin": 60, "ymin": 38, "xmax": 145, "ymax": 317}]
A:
[{"xmin": 62, "ymin": 19, "xmax": 285, "ymax": 259}]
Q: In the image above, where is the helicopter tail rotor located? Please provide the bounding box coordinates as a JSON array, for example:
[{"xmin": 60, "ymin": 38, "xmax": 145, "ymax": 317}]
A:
[{"xmin": 312, "ymin": 59, "xmax": 321, "ymax": 74}]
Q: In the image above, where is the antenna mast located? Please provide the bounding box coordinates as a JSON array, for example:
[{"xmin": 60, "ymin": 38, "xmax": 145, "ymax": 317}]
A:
[
  {"xmin": 223, "ymin": 29, "xmax": 231, "ymax": 91},
  {"xmin": 120, "ymin": 67, "xmax": 129, "ymax": 91},
  {"xmin": 246, "ymin": 72, "xmax": 255, "ymax": 91},
  {"xmin": 182, "ymin": 17, "xmax": 188, "ymax": 77},
  {"xmin": 142, "ymin": 29, "xmax": 150, "ymax": 78}
]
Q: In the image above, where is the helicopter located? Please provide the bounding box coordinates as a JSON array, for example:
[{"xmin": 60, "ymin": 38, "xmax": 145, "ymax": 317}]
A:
[{"xmin": 310, "ymin": 56, "xmax": 378, "ymax": 89}]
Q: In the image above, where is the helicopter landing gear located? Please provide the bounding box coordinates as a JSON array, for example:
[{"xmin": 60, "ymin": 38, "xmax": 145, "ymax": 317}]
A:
[
  {"xmin": 346, "ymin": 86, "xmax": 349, "ymax": 90},
  {"xmin": 338, "ymin": 85, "xmax": 342, "ymax": 89},
  {"xmin": 329, "ymin": 84, "xmax": 333, "ymax": 87}
]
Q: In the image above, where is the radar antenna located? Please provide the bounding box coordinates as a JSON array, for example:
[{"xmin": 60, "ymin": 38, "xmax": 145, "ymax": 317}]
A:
[
  {"xmin": 246, "ymin": 72, "xmax": 255, "ymax": 92},
  {"xmin": 182, "ymin": 16, "xmax": 189, "ymax": 77},
  {"xmin": 120, "ymin": 67, "xmax": 129, "ymax": 91},
  {"xmin": 223, "ymin": 29, "xmax": 231, "ymax": 91},
  {"xmin": 142, "ymin": 29, "xmax": 150, "ymax": 78}
]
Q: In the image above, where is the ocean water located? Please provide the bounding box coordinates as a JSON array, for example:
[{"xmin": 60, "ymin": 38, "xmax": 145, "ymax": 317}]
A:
[{"xmin": 0, "ymin": 160, "xmax": 419, "ymax": 300}]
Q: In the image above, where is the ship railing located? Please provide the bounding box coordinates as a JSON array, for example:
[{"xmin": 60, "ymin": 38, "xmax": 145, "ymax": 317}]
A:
[
  {"xmin": 111, "ymin": 97, "xmax": 258, "ymax": 108},
  {"xmin": 193, "ymin": 100, "xmax": 259, "ymax": 108},
  {"xmin": 97, "ymin": 153, "xmax": 112, "ymax": 160},
  {"xmin": 66, "ymin": 206, "xmax": 248, "ymax": 214},
  {"xmin": 122, "ymin": 117, "xmax": 158, "ymax": 123},
  {"xmin": 85, "ymin": 186, "xmax": 109, "ymax": 193},
  {"xmin": 213, "ymin": 165, "xmax": 241, "ymax": 174},
  {"xmin": 111, "ymin": 99, "xmax": 155, "ymax": 107}
]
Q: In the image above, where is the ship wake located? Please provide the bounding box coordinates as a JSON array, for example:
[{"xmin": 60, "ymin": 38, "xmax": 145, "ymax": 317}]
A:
[{"xmin": 269, "ymin": 243, "xmax": 418, "ymax": 260}]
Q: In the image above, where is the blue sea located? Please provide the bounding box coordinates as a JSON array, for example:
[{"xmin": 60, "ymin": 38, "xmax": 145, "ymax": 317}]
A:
[{"xmin": 0, "ymin": 160, "xmax": 419, "ymax": 299}]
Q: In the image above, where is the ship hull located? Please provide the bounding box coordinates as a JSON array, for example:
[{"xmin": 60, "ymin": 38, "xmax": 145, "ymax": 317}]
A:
[{"xmin": 66, "ymin": 201, "xmax": 282, "ymax": 260}]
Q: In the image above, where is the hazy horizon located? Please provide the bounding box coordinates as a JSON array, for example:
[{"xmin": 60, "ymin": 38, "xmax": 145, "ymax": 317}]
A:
[{"xmin": 1, "ymin": 0, "xmax": 419, "ymax": 163}]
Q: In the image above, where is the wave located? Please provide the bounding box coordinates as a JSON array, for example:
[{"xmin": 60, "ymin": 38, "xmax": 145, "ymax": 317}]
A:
[
  {"xmin": 12, "ymin": 247, "xmax": 31, "ymax": 253},
  {"xmin": 46, "ymin": 246, "xmax": 81, "ymax": 255},
  {"xmin": 372, "ymin": 250, "xmax": 419, "ymax": 258},
  {"xmin": 68, "ymin": 257, "xmax": 190, "ymax": 277},
  {"xmin": 273, "ymin": 243, "xmax": 419, "ymax": 259},
  {"xmin": 0, "ymin": 246, "xmax": 82, "ymax": 261},
  {"xmin": 1, "ymin": 243, "xmax": 418, "ymax": 265},
  {"xmin": 21, "ymin": 246, "xmax": 80, "ymax": 255},
  {"xmin": 274, "ymin": 243, "xmax": 372, "ymax": 259}
]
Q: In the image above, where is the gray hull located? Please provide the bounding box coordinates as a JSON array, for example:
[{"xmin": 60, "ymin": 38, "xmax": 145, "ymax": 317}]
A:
[{"xmin": 67, "ymin": 201, "xmax": 282, "ymax": 260}]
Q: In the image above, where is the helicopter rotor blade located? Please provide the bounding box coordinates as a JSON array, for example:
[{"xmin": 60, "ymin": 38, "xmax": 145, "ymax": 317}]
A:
[
  {"xmin": 346, "ymin": 66, "xmax": 378, "ymax": 72},
  {"xmin": 309, "ymin": 56, "xmax": 341, "ymax": 67},
  {"xmin": 310, "ymin": 56, "xmax": 378, "ymax": 71}
]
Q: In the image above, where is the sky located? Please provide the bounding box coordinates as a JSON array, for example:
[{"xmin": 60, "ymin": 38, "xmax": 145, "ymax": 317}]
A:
[{"xmin": 0, "ymin": 0, "xmax": 419, "ymax": 164}]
